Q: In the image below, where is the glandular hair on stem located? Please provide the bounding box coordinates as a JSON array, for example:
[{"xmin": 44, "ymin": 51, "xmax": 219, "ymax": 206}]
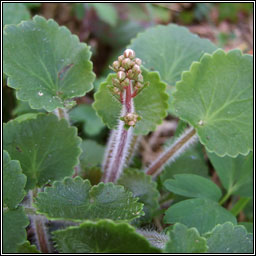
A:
[
  {"xmin": 31, "ymin": 215, "xmax": 51, "ymax": 253},
  {"xmin": 146, "ymin": 127, "xmax": 198, "ymax": 177},
  {"xmin": 136, "ymin": 229, "xmax": 169, "ymax": 249}
]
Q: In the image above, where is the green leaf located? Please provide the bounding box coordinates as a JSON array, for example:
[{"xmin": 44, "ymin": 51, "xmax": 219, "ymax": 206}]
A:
[
  {"xmin": 3, "ymin": 207, "xmax": 29, "ymax": 253},
  {"xmin": 238, "ymin": 222, "xmax": 253, "ymax": 233},
  {"xmin": 3, "ymin": 150, "xmax": 26, "ymax": 209},
  {"xmin": 69, "ymin": 104, "xmax": 105, "ymax": 136},
  {"xmin": 3, "ymin": 114, "xmax": 81, "ymax": 189},
  {"xmin": 208, "ymin": 151, "xmax": 253, "ymax": 197},
  {"xmin": 3, "ymin": 3, "xmax": 30, "ymax": 27},
  {"xmin": 164, "ymin": 223, "xmax": 208, "ymax": 253},
  {"xmin": 35, "ymin": 176, "xmax": 143, "ymax": 221},
  {"xmin": 117, "ymin": 169, "xmax": 160, "ymax": 224},
  {"xmin": 204, "ymin": 222, "xmax": 253, "ymax": 253},
  {"xmin": 129, "ymin": 24, "xmax": 217, "ymax": 85},
  {"xmin": 80, "ymin": 139, "xmax": 105, "ymax": 169},
  {"xmin": 173, "ymin": 49, "xmax": 253, "ymax": 157},
  {"xmin": 17, "ymin": 241, "xmax": 40, "ymax": 253},
  {"xmin": 93, "ymin": 69, "xmax": 169, "ymax": 135},
  {"xmin": 160, "ymin": 143, "xmax": 209, "ymax": 185},
  {"xmin": 23, "ymin": 3, "xmax": 41, "ymax": 8},
  {"xmin": 89, "ymin": 3, "xmax": 118, "ymax": 27},
  {"xmin": 53, "ymin": 219, "xmax": 161, "ymax": 253},
  {"xmin": 3, "ymin": 15, "xmax": 95, "ymax": 112},
  {"xmin": 164, "ymin": 174, "xmax": 222, "ymax": 201},
  {"xmin": 164, "ymin": 198, "xmax": 237, "ymax": 234}
]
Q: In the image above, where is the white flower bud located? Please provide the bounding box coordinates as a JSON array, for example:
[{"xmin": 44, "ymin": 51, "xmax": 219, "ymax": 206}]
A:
[
  {"xmin": 117, "ymin": 71, "xmax": 126, "ymax": 81},
  {"xmin": 121, "ymin": 78, "xmax": 129, "ymax": 88},
  {"xmin": 137, "ymin": 74, "xmax": 143, "ymax": 83},
  {"xmin": 124, "ymin": 49, "xmax": 136, "ymax": 59},
  {"xmin": 112, "ymin": 61, "xmax": 120, "ymax": 71},
  {"xmin": 122, "ymin": 58, "xmax": 133, "ymax": 70},
  {"xmin": 128, "ymin": 121, "xmax": 135, "ymax": 126},
  {"xmin": 132, "ymin": 64, "xmax": 141, "ymax": 75},
  {"xmin": 118, "ymin": 55, "xmax": 125, "ymax": 63},
  {"xmin": 134, "ymin": 58, "xmax": 142, "ymax": 66}
]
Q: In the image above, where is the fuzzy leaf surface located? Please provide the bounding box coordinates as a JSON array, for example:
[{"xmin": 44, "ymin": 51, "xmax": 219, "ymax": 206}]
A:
[
  {"xmin": 129, "ymin": 24, "xmax": 217, "ymax": 85},
  {"xmin": 3, "ymin": 15, "xmax": 95, "ymax": 111},
  {"xmin": 118, "ymin": 169, "xmax": 160, "ymax": 224},
  {"xmin": 204, "ymin": 222, "xmax": 253, "ymax": 253},
  {"xmin": 3, "ymin": 207, "xmax": 29, "ymax": 253},
  {"xmin": 164, "ymin": 223, "xmax": 208, "ymax": 253},
  {"xmin": 3, "ymin": 3, "xmax": 30, "ymax": 27},
  {"xmin": 3, "ymin": 150, "xmax": 27, "ymax": 209},
  {"xmin": 35, "ymin": 177, "xmax": 143, "ymax": 221},
  {"xmin": 164, "ymin": 198, "xmax": 237, "ymax": 234},
  {"xmin": 3, "ymin": 114, "xmax": 81, "ymax": 189},
  {"xmin": 173, "ymin": 49, "xmax": 253, "ymax": 157},
  {"xmin": 164, "ymin": 174, "xmax": 222, "ymax": 201},
  {"xmin": 93, "ymin": 70, "xmax": 168, "ymax": 135},
  {"xmin": 208, "ymin": 151, "xmax": 253, "ymax": 197},
  {"xmin": 53, "ymin": 220, "xmax": 161, "ymax": 253}
]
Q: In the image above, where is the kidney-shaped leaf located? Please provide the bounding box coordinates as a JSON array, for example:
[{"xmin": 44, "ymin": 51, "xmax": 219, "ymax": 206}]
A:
[
  {"xmin": 93, "ymin": 69, "xmax": 169, "ymax": 135},
  {"xmin": 164, "ymin": 198, "xmax": 237, "ymax": 234},
  {"xmin": 3, "ymin": 114, "xmax": 81, "ymax": 190},
  {"xmin": 173, "ymin": 49, "xmax": 253, "ymax": 157},
  {"xmin": 129, "ymin": 24, "xmax": 217, "ymax": 85},
  {"xmin": 204, "ymin": 222, "xmax": 253, "ymax": 253},
  {"xmin": 3, "ymin": 15, "xmax": 95, "ymax": 112},
  {"xmin": 53, "ymin": 219, "xmax": 161, "ymax": 253},
  {"xmin": 35, "ymin": 176, "xmax": 143, "ymax": 221},
  {"xmin": 3, "ymin": 150, "xmax": 27, "ymax": 209}
]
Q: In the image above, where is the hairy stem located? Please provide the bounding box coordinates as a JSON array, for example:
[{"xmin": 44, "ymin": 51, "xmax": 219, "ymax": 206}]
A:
[
  {"xmin": 54, "ymin": 108, "xmax": 70, "ymax": 122},
  {"xmin": 29, "ymin": 189, "xmax": 51, "ymax": 253},
  {"xmin": 125, "ymin": 135, "xmax": 141, "ymax": 165},
  {"xmin": 102, "ymin": 82, "xmax": 134, "ymax": 183},
  {"xmin": 146, "ymin": 127, "xmax": 197, "ymax": 177},
  {"xmin": 31, "ymin": 215, "xmax": 51, "ymax": 253}
]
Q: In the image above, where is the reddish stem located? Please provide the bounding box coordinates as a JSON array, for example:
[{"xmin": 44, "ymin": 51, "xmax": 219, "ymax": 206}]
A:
[
  {"xmin": 125, "ymin": 80, "xmax": 132, "ymax": 112},
  {"xmin": 131, "ymin": 89, "xmax": 138, "ymax": 98}
]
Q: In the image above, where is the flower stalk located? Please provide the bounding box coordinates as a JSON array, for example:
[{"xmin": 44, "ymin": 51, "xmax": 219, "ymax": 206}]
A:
[{"xmin": 102, "ymin": 49, "xmax": 145, "ymax": 183}]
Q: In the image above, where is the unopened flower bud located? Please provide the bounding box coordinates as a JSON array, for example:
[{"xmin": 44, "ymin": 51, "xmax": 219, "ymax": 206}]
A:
[
  {"xmin": 135, "ymin": 82, "xmax": 143, "ymax": 90},
  {"xmin": 134, "ymin": 58, "xmax": 142, "ymax": 66},
  {"xmin": 117, "ymin": 71, "xmax": 126, "ymax": 81},
  {"xmin": 124, "ymin": 49, "xmax": 136, "ymax": 59},
  {"xmin": 113, "ymin": 87, "xmax": 120, "ymax": 95},
  {"xmin": 118, "ymin": 55, "xmax": 124, "ymax": 63},
  {"xmin": 122, "ymin": 58, "xmax": 133, "ymax": 70},
  {"xmin": 137, "ymin": 74, "xmax": 143, "ymax": 83},
  {"xmin": 112, "ymin": 78, "xmax": 120, "ymax": 88},
  {"xmin": 119, "ymin": 67, "xmax": 125, "ymax": 72},
  {"xmin": 121, "ymin": 78, "xmax": 129, "ymax": 88},
  {"xmin": 127, "ymin": 69, "xmax": 134, "ymax": 79},
  {"xmin": 128, "ymin": 121, "xmax": 135, "ymax": 126},
  {"xmin": 132, "ymin": 64, "xmax": 141, "ymax": 75},
  {"xmin": 112, "ymin": 61, "xmax": 120, "ymax": 71}
]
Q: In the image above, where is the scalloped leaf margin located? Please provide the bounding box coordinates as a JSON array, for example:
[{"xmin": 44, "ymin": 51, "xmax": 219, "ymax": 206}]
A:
[
  {"xmin": 173, "ymin": 49, "xmax": 253, "ymax": 157},
  {"xmin": 3, "ymin": 15, "xmax": 95, "ymax": 112}
]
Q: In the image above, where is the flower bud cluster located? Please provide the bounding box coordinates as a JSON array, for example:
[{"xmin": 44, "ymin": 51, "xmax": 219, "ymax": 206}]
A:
[
  {"xmin": 121, "ymin": 112, "xmax": 141, "ymax": 127},
  {"xmin": 109, "ymin": 49, "xmax": 145, "ymax": 96}
]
